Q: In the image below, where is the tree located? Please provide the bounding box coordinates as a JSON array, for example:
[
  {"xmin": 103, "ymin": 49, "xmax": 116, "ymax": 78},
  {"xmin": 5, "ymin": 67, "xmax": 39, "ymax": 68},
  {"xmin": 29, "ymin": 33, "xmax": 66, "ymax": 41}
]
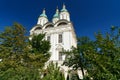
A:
[
  {"xmin": 0, "ymin": 22, "xmax": 30, "ymax": 80},
  {"xmin": 63, "ymin": 27, "xmax": 120, "ymax": 80},
  {"xmin": 29, "ymin": 33, "xmax": 51, "ymax": 54},
  {"xmin": 63, "ymin": 37, "xmax": 93, "ymax": 78},
  {"xmin": 66, "ymin": 70, "xmax": 80, "ymax": 80},
  {"xmin": 42, "ymin": 62, "xmax": 65, "ymax": 80},
  {"xmin": 110, "ymin": 26, "xmax": 120, "ymax": 47},
  {"xmin": 88, "ymin": 31, "xmax": 120, "ymax": 79},
  {"xmin": 0, "ymin": 23, "xmax": 51, "ymax": 80},
  {"xmin": 28, "ymin": 33, "xmax": 51, "ymax": 69}
]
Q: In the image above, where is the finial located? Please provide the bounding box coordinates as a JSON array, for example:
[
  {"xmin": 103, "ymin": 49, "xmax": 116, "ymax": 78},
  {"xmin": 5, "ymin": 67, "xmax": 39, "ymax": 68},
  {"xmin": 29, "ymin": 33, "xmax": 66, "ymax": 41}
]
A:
[
  {"xmin": 63, "ymin": 3, "xmax": 66, "ymax": 9},
  {"xmin": 56, "ymin": 6, "xmax": 58, "ymax": 9},
  {"xmin": 61, "ymin": 3, "xmax": 67, "ymax": 12},
  {"xmin": 56, "ymin": 6, "xmax": 59, "ymax": 13},
  {"xmin": 40, "ymin": 8, "xmax": 47, "ymax": 18},
  {"xmin": 43, "ymin": 8, "xmax": 46, "ymax": 14}
]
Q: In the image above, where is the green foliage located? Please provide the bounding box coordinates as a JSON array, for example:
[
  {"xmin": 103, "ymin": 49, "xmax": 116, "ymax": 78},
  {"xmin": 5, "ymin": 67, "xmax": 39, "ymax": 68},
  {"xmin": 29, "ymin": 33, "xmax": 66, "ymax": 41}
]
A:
[
  {"xmin": 66, "ymin": 70, "xmax": 80, "ymax": 80},
  {"xmin": 63, "ymin": 37, "xmax": 93, "ymax": 78},
  {"xmin": 85, "ymin": 31, "xmax": 120, "ymax": 80},
  {"xmin": 0, "ymin": 66, "xmax": 40, "ymax": 80},
  {"xmin": 42, "ymin": 62, "xmax": 65, "ymax": 80},
  {"xmin": 29, "ymin": 34, "xmax": 51, "ymax": 54},
  {"xmin": 63, "ymin": 27, "xmax": 120, "ymax": 80},
  {"xmin": 0, "ymin": 23, "xmax": 51, "ymax": 80},
  {"xmin": 0, "ymin": 22, "xmax": 119, "ymax": 80},
  {"xmin": 0, "ymin": 23, "xmax": 27, "ymax": 54},
  {"xmin": 29, "ymin": 33, "xmax": 51, "ymax": 68},
  {"xmin": 110, "ymin": 26, "xmax": 120, "ymax": 47}
]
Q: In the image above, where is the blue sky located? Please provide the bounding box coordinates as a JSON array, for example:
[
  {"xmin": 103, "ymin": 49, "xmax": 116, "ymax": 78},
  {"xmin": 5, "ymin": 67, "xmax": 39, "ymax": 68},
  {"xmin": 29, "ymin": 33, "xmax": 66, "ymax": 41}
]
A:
[{"xmin": 0, "ymin": 0, "xmax": 120, "ymax": 39}]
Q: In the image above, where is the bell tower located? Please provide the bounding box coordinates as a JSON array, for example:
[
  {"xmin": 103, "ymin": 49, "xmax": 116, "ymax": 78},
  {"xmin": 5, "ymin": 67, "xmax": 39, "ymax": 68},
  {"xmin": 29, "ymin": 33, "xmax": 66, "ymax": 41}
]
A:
[{"xmin": 60, "ymin": 4, "xmax": 70, "ymax": 21}]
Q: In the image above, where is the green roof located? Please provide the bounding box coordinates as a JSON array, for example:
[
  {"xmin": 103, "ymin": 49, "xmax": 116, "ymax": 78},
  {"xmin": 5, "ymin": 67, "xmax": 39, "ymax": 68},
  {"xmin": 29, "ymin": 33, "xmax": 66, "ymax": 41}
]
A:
[
  {"xmin": 53, "ymin": 8, "xmax": 59, "ymax": 18},
  {"xmin": 40, "ymin": 13, "xmax": 47, "ymax": 18},
  {"xmin": 61, "ymin": 8, "xmax": 67, "ymax": 12},
  {"xmin": 39, "ymin": 9, "xmax": 47, "ymax": 18},
  {"xmin": 61, "ymin": 4, "xmax": 68, "ymax": 12},
  {"xmin": 53, "ymin": 13, "xmax": 59, "ymax": 18}
]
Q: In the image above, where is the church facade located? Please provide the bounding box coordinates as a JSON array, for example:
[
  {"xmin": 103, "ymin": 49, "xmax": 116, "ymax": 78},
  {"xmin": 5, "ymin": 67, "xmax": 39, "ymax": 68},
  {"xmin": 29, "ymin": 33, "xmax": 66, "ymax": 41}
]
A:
[{"xmin": 30, "ymin": 5, "xmax": 83, "ymax": 79}]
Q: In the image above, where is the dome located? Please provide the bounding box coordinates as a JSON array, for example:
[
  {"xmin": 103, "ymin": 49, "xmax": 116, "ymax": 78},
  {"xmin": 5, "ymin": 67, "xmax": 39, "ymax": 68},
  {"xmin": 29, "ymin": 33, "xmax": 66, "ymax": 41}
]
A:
[
  {"xmin": 59, "ymin": 4, "xmax": 70, "ymax": 21},
  {"xmin": 53, "ymin": 8, "xmax": 59, "ymax": 18},
  {"xmin": 39, "ymin": 9, "xmax": 47, "ymax": 18},
  {"xmin": 61, "ymin": 4, "xmax": 68, "ymax": 12},
  {"xmin": 40, "ymin": 13, "xmax": 47, "ymax": 18},
  {"xmin": 61, "ymin": 8, "xmax": 67, "ymax": 12},
  {"xmin": 53, "ymin": 13, "xmax": 59, "ymax": 18}
]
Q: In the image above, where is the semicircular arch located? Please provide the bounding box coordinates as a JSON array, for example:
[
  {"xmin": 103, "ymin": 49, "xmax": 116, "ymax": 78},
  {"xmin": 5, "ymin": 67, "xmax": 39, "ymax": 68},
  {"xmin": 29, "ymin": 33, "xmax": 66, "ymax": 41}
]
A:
[
  {"xmin": 54, "ymin": 19, "xmax": 69, "ymax": 27},
  {"xmin": 43, "ymin": 22, "xmax": 54, "ymax": 29}
]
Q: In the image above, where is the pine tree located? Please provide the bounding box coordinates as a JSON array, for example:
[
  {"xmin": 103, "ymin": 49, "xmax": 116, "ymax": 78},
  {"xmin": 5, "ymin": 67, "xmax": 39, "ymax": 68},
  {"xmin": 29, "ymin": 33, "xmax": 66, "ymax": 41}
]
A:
[{"xmin": 42, "ymin": 62, "xmax": 65, "ymax": 80}]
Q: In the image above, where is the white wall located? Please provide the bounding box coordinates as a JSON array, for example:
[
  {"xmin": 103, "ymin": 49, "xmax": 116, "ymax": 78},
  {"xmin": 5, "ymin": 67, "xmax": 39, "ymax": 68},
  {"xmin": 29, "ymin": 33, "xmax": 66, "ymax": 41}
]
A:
[{"xmin": 31, "ymin": 23, "xmax": 76, "ymax": 62}]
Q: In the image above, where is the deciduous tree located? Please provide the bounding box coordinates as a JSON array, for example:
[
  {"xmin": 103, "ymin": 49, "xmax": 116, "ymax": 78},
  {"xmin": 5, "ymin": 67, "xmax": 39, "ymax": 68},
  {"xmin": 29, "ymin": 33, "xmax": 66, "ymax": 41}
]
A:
[{"xmin": 0, "ymin": 23, "xmax": 51, "ymax": 80}]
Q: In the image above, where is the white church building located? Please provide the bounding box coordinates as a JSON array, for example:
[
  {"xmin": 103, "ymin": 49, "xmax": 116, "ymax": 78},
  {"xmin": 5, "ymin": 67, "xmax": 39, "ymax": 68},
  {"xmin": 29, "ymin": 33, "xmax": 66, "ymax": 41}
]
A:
[{"xmin": 30, "ymin": 5, "xmax": 83, "ymax": 79}]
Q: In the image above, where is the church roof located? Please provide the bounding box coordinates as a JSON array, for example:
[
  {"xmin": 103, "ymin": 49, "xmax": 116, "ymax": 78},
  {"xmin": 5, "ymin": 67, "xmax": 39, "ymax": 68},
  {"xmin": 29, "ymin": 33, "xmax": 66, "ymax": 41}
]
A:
[
  {"xmin": 40, "ymin": 14, "xmax": 47, "ymax": 18},
  {"xmin": 53, "ymin": 8, "xmax": 59, "ymax": 18},
  {"xmin": 53, "ymin": 13, "xmax": 59, "ymax": 18},
  {"xmin": 61, "ymin": 8, "xmax": 67, "ymax": 12},
  {"xmin": 40, "ymin": 9, "xmax": 47, "ymax": 18},
  {"xmin": 61, "ymin": 4, "xmax": 68, "ymax": 12}
]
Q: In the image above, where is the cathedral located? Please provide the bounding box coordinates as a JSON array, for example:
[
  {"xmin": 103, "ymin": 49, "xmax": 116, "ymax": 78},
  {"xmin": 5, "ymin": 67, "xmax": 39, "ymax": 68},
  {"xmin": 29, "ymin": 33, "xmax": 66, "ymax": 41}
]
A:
[{"xmin": 30, "ymin": 4, "xmax": 83, "ymax": 79}]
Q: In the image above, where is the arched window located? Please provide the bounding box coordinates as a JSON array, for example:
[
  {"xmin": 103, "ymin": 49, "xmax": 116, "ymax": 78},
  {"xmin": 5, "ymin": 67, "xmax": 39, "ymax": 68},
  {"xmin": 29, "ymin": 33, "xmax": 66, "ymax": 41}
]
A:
[
  {"xmin": 58, "ymin": 22, "xmax": 67, "ymax": 26},
  {"xmin": 45, "ymin": 25, "xmax": 53, "ymax": 29},
  {"xmin": 34, "ymin": 27, "xmax": 42, "ymax": 30}
]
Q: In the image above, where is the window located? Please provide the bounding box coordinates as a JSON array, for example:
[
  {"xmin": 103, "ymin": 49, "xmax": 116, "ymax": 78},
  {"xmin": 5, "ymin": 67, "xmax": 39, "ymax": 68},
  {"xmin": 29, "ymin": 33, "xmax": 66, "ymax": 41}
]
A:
[
  {"xmin": 58, "ymin": 22, "xmax": 67, "ymax": 26},
  {"xmin": 35, "ymin": 27, "xmax": 41, "ymax": 30},
  {"xmin": 46, "ymin": 25, "xmax": 53, "ymax": 29},
  {"xmin": 47, "ymin": 36, "xmax": 50, "ymax": 42},
  {"xmin": 59, "ymin": 52, "xmax": 63, "ymax": 61},
  {"xmin": 58, "ymin": 34, "xmax": 62, "ymax": 43},
  {"xmin": 62, "ymin": 14, "xmax": 64, "ymax": 19}
]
